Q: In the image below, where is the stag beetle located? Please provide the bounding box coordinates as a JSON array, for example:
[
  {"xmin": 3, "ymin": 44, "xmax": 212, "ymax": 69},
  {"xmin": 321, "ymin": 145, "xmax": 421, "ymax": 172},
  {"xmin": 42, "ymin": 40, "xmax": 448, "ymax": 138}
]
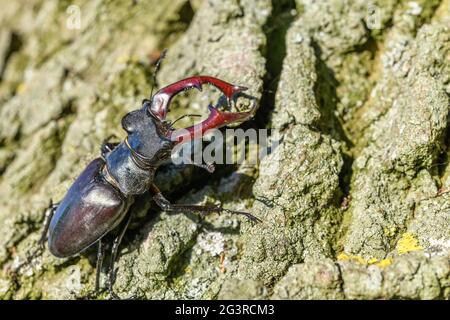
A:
[{"xmin": 35, "ymin": 56, "xmax": 260, "ymax": 299}]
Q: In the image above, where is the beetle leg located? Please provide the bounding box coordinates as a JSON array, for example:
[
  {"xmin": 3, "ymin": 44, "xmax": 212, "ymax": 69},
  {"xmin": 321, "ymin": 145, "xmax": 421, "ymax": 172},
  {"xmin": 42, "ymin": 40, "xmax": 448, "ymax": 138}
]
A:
[
  {"xmin": 169, "ymin": 100, "xmax": 257, "ymax": 143},
  {"xmin": 95, "ymin": 238, "xmax": 105, "ymax": 292},
  {"xmin": 149, "ymin": 76, "xmax": 248, "ymax": 120},
  {"xmin": 12, "ymin": 201, "xmax": 59, "ymax": 275},
  {"xmin": 38, "ymin": 200, "xmax": 59, "ymax": 249},
  {"xmin": 108, "ymin": 212, "xmax": 133, "ymax": 300},
  {"xmin": 183, "ymin": 157, "xmax": 215, "ymax": 173},
  {"xmin": 101, "ymin": 134, "xmax": 120, "ymax": 160},
  {"xmin": 150, "ymin": 184, "xmax": 261, "ymax": 223}
]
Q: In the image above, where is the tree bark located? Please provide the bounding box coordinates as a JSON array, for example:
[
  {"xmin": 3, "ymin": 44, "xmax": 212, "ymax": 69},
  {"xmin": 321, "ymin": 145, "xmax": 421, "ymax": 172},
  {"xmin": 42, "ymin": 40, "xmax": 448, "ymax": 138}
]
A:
[{"xmin": 0, "ymin": 0, "xmax": 449, "ymax": 299}]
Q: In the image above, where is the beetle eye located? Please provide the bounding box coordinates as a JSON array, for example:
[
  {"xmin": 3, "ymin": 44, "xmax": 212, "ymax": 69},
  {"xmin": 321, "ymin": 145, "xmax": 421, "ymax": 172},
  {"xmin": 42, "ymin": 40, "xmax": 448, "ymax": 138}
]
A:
[
  {"xmin": 121, "ymin": 111, "xmax": 135, "ymax": 133},
  {"xmin": 142, "ymin": 99, "xmax": 151, "ymax": 109}
]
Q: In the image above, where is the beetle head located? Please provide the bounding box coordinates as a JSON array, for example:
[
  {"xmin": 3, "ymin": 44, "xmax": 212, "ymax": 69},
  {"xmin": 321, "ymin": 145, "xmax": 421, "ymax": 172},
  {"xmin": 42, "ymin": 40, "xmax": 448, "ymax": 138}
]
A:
[{"xmin": 121, "ymin": 100, "xmax": 174, "ymax": 164}]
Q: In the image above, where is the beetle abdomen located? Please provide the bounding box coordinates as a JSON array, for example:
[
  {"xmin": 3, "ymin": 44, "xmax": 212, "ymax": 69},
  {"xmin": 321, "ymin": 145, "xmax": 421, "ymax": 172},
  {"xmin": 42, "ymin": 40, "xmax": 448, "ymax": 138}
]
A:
[{"xmin": 48, "ymin": 158, "xmax": 129, "ymax": 258}]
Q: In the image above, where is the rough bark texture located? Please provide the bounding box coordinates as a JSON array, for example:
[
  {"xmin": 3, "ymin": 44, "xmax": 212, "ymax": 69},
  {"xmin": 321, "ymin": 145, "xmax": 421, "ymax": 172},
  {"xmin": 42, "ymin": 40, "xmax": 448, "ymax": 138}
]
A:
[{"xmin": 0, "ymin": 0, "xmax": 449, "ymax": 299}]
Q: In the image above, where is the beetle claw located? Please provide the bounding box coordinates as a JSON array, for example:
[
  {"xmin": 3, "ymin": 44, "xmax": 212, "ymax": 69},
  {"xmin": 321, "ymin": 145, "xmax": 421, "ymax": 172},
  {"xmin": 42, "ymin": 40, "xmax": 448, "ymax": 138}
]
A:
[
  {"xmin": 109, "ymin": 290, "xmax": 140, "ymax": 300},
  {"xmin": 169, "ymin": 99, "xmax": 258, "ymax": 143},
  {"xmin": 192, "ymin": 81, "xmax": 202, "ymax": 92},
  {"xmin": 148, "ymin": 76, "xmax": 248, "ymax": 120}
]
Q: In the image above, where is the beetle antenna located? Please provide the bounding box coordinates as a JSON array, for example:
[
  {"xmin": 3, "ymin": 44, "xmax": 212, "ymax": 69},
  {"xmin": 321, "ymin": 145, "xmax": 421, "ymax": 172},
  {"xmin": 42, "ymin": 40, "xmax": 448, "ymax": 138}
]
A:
[
  {"xmin": 171, "ymin": 114, "xmax": 202, "ymax": 127},
  {"xmin": 150, "ymin": 49, "xmax": 167, "ymax": 99}
]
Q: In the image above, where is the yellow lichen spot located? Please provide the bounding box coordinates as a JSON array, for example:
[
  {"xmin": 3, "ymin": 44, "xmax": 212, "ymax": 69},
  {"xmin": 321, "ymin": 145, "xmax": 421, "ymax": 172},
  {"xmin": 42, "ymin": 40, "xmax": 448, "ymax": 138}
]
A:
[
  {"xmin": 337, "ymin": 252, "xmax": 350, "ymax": 261},
  {"xmin": 397, "ymin": 232, "xmax": 423, "ymax": 255},
  {"xmin": 375, "ymin": 258, "xmax": 393, "ymax": 268},
  {"xmin": 384, "ymin": 226, "xmax": 397, "ymax": 237},
  {"xmin": 17, "ymin": 83, "xmax": 27, "ymax": 94},
  {"xmin": 116, "ymin": 55, "xmax": 130, "ymax": 64},
  {"xmin": 367, "ymin": 257, "xmax": 378, "ymax": 264},
  {"xmin": 116, "ymin": 55, "xmax": 139, "ymax": 64},
  {"xmin": 337, "ymin": 252, "xmax": 368, "ymax": 265},
  {"xmin": 337, "ymin": 252, "xmax": 393, "ymax": 268}
]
